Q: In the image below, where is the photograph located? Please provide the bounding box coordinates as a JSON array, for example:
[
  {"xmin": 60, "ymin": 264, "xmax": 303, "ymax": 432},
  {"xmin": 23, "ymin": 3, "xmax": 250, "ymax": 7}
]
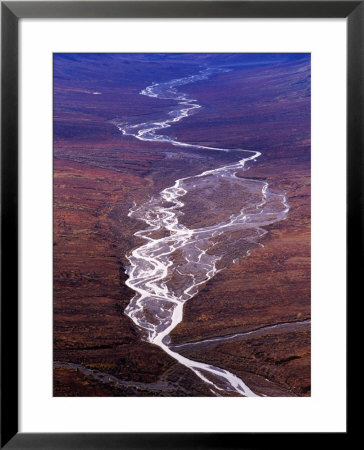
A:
[{"xmin": 53, "ymin": 52, "xmax": 311, "ymax": 398}]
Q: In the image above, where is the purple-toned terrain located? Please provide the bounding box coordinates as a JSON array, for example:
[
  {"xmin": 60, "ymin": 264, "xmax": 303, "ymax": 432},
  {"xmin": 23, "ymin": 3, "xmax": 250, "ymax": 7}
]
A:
[{"xmin": 54, "ymin": 54, "xmax": 310, "ymax": 397}]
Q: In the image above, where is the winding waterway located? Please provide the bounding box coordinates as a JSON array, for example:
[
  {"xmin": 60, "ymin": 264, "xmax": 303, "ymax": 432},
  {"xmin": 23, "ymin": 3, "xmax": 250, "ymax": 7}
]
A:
[{"xmin": 115, "ymin": 67, "xmax": 289, "ymax": 396}]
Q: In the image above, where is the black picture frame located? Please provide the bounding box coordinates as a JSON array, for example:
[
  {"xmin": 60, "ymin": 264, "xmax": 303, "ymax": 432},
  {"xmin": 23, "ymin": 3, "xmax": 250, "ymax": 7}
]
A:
[{"xmin": 1, "ymin": 1, "xmax": 357, "ymax": 448}]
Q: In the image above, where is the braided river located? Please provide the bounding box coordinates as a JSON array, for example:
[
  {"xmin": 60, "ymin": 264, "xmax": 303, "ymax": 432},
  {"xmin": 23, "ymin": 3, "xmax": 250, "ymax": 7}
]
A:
[{"xmin": 115, "ymin": 68, "xmax": 289, "ymax": 396}]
